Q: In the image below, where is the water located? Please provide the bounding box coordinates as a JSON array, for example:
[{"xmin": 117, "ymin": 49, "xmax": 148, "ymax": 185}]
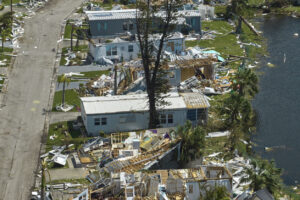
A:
[{"xmin": 252, "ymin": 15, "xmax": 300, "ymax": 185}]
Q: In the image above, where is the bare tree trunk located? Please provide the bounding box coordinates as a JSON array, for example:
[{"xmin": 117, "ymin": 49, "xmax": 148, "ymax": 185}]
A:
[
  {"xmin": 236, "ymin": 16, "xmax": 242, "ymax": 34},
  {"xmin": 41, "ymin": 163, "xmax": 45, "ymax": 200},
  {"xmin": 148, "ymin": 89, "xmax": 157, "ymax": 128},
  {"xmin": 76, "ymin": 37, "xmax": 79, "ymax": 49},
  {"xmin": 62, "ymin": 81, "xmax": 66, "ymax": 108}
]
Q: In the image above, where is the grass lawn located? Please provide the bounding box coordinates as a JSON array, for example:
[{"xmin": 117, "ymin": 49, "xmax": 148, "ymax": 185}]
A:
[
  {"xmin": 60, "ymin": 47, "xmax": 68, "ymax": 66},
  {"xmin": 0, "ymin": 47, "xmax": 13, "ymax": 67},
  {"xmin": 215, "ymin": 5, "xmax": 227, "ymax": 17},
  {"xmin": 60, "ymin": 45, "xmax": 88, "ymax": 66},
  {"xmin": 0, "ymin": 47, "xmax": 13, "ymax": 53},
  {"xmin": 2, "ymin": 0, "xmax": 20, "ymax": 6},
  {"xmin": 272, "ymin": 5, "xmax": 300, "ymax": 15},
  {"xmin": 64, "ymin": 23, "xmax": 73, "ymax": 39},
  {"xmin": 90, "ymin": 0, "xmax": 113, "ymax": 10},
  {"xmin": 204, "ymin": 136, "xmax": 229, "ymax": 156},
  {"xmin": 47, "ymin": 121, "xmax": 90, "ymax": 151},
  {"xmin": 240, "ymin": 21, "xmax": 267, "ymax": 61},
  {"xmin": 73, "ymin": 45, "xmax": 89, "ymax": 52},
  {"xmin": 72, "ymin": 70, "xmax": 110, "ymax": 79},
  {"xmin": 202, "ymin": 20, "xmax": 233, "ymax": 34},
  {"xmin": 186, "ymin": 33, "xmax": 243, "ymax": 58},
  {"xmin": 0, "ymin": 77, "xmax": 4, "ymax": 91},
  {"xmin": 52, "ymin": 89, "xmax": 80, "ymax": 111},
  {"xmin": 47, "ymin": 178, "xmax": 90, "ymax": 185},
  {"xmin": 186, "ymin": 20, "xmax": 243, "ymax": 58}
]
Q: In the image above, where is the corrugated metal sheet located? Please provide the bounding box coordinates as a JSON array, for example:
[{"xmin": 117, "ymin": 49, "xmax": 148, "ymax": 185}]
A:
[
  {"xmin": 180, "ymin": 93, "xmax": 210, "ymax": 109},
  {"xmin": 86, "ymin": 9, "xmax": 202, "ymax": 21}
]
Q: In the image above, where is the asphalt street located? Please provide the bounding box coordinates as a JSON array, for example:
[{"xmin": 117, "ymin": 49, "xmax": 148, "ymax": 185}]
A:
[{"xmin": 0, "ymin": 0, "xmax": 84, "ymax": 199}]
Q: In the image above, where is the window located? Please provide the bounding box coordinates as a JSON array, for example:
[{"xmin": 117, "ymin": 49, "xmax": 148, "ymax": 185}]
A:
[
  {"xmin": 94, "ymin": 118, "xmax": 100, "ymax": 126},
  {"xmin": 168, "ymin": 114, "xmax": 173, "ymax": 124},
  {"xmin": 101, "ymin": 117, "xmax": 107, "ymax": 125},
  {"xmin": 106, "ymin": 46, "xmax": 111, "ymax": 56},
  {"xmin": 94, "ymin": 118, "xmax": 106, "ymax": 126},
  {"xmin": 104, "ymin": 22, "xmax": 107, "ymax": 31},
  {"xmin": 187, "ymin": 109, "xmax": 197, "ymax": 121},
  {"xmin": 112, "ymin": 46, "xmax": 117, "ymax": 55},
  {"xmin": 106, "ymin": 46, "xmax": 117, "ymax": 56},
  {"xmin": 121, "ymin": 46, "xmax": 125, "ymax": 51},
  {"xmin": 160, "ymin": 114, "xmax": 166, "ymax": 124},
  {"xmin": 128, "ymin": 45, "xmax": 133, "ymax": 52},
  {"xmin": 189, "ymin": 184, "xmax": 193, "ymax": 194}
]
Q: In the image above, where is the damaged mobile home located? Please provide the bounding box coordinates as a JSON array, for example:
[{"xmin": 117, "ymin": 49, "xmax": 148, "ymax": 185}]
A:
[
  {"xmin": 85, "ymin": 9, "xmax": 202, "ymax": 38},
  {"xmin": 89, "ymin": 32, "xmax": 185, "ymax": 63},
  {"xmin": 80, "ymin": 92, "xmax": 210, "ymax": 135}
]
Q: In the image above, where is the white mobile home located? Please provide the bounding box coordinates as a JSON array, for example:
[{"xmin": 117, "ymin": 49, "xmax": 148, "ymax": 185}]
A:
[
  {"xmin": 89, "ymin": 32, "xmax": 185, "ymax": 63},
  {"xmin": 80, "ymin": 92, "xmax": 210, "ymax": 136}
]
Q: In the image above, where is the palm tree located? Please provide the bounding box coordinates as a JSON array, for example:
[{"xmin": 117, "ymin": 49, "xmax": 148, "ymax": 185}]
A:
[
  {"xmin": 0, "ymin": 13, "xmax": 12, "ymax": 52},
  {"xmin": 231, "ymin": 67, "xmax": 258, "ymax": 98},
  {"xmin": 41, "ymin": 158, "xmax": 52, "ymax": 200},
  {"xmin": 218, "ymin": 91, "xmax": 252, "ymax": 129},
  {"xmin": 0, "ymin": 27, "xmax": 11, "ymax": 52},
  {"xmin": 202, "ymin": 185, "xmax": 231, "ymax": 200},
  {"xmin": 241, "ymin": 158, "xmax": 282, "ymax": 195},
  {"xmin": 177, "ymin": 121, "xmax": 206, "ymax": 165},
  {"xmin": 57, "ymin": 74, "xmax": 71, "ymax": 108},
  {"xmin": 217, "ymin": 92, "xmax": 254, "ymax": 154}
]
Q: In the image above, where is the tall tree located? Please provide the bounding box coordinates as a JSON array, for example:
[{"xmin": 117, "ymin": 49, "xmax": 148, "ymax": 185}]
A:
[
  {"xmin": 241, "ymin": 158, "xmax": 282, "ymax": 195},
  {"xmin": 202, "ymin": 185, "xmax": 231, "ymax": 200},
  {"xmin": 0, "ymin": 12, "xmax": 12, "ymax": 52},
  {"xmin": 231, "ymin": 67, "xmax": 258, "ymax": 98},
  {"xmin": 0, "ymin": 28, "xmax": 11, "ymax": 52},
  {"xmin": 57, "ymin": 74, "xmax": 71, "ymax": 108},
  {"xmin": 135, "ymin": 0, "xmax": 181, "ymax": 128},
  {"xmin": 218, "ymin": 91, "xmax": 252, "ymax": 129},
  {"xmin": 227, "ymin": 0, "xmax": 249, "ymax": 34},
  {"xmin": 177, "ymin": 121, "xmax": 206, "ymax": 165}
]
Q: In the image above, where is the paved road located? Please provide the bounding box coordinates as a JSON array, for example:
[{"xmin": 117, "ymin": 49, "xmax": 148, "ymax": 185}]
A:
[{"xmin": 0, "ymin": 0, "xmax": 84, "ymax": 199}]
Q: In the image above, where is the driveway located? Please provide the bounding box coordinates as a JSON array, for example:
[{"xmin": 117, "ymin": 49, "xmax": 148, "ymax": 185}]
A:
[
  {"xmin": 47, "ymin": 168, "xmax": 88, "ymax": 182},
  {"xmin": 0, "ymin": 0, "xmax": 84, "ymax": 199}
]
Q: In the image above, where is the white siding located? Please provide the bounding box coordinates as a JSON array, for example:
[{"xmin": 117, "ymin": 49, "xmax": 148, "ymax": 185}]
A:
[
  {"xmin": 185, "ymin": 182, "xmax": 201, "ymax": 200},
  {"xmin": 85, "ymin": 109, "xmax": 186, "ymax": 136}
]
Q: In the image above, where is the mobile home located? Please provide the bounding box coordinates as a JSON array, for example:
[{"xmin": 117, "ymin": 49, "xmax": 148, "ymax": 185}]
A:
[{"xmin": 80, "ymin": 92, "xmax": 210, "ymax": 136}]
